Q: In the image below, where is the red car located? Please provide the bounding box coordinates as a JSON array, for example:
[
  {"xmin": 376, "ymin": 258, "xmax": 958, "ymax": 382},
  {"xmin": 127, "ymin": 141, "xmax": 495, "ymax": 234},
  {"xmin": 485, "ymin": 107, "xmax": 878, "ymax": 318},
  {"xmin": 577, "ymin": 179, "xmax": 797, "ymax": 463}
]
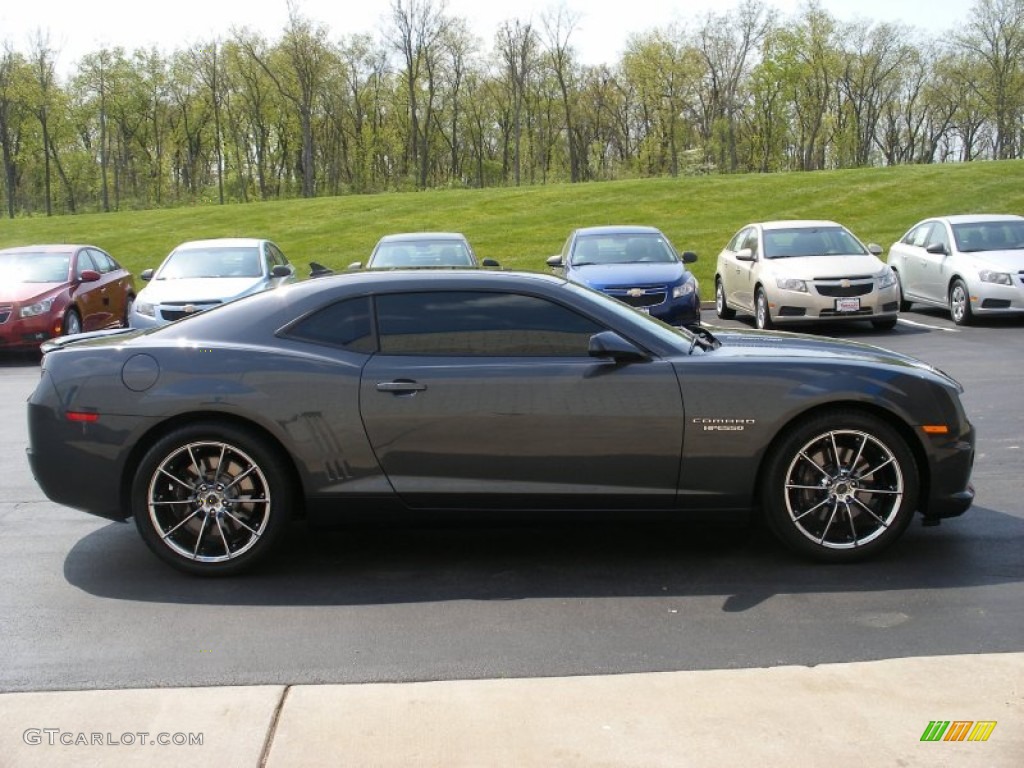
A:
[{"xmin": 0, "ymin": 244, "xmax": 135, "ymax": 350}]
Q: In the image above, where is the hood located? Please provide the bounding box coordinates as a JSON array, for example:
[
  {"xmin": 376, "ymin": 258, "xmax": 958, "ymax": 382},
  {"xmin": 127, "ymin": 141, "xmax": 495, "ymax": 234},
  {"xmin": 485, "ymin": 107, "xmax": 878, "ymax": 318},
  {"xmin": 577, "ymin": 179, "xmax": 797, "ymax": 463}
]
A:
[
  {"xmin": 969, "ymin": 249, "xmax": 1024, "ymax": 271},
  {"xmin": 137, "ymin": 276, "xmax": 266, "ymax": 304},
  {"xmin": 762, "ymin": 254, "xmax": 885, "ymax": 280},
  {"xmin": 709, "ymin": 328, "xmax": 956, "ymax": 383},
  {"xmin": 0, "ymin": 281, "xmax": 63, "ymax": 304},
  {"xmin": 572, "ymin": 262, "xmax": 688, "ymax": 287}
]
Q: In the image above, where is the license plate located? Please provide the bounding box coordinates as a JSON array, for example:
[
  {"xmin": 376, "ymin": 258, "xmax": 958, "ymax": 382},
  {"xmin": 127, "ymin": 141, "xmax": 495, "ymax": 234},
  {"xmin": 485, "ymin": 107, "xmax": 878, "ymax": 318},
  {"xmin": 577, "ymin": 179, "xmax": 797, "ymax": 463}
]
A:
[{"xmin": 835, "ymin": 298, "xmax": 860, "ymax": 313}]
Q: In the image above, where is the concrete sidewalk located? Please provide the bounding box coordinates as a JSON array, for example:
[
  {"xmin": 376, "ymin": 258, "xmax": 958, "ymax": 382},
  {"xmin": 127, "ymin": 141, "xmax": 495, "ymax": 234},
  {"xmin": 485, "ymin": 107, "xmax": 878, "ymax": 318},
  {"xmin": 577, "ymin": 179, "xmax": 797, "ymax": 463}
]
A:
[{"xmin": 2, "ymin": 653, "xmax": 1021, "ymax": 767}]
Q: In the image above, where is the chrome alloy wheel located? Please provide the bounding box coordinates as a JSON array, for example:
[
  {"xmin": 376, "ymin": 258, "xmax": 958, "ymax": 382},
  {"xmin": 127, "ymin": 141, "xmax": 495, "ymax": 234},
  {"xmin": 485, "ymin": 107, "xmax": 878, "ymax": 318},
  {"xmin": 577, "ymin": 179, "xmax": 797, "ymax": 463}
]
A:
[
  {"xmin": 147, "ymin": 440, "xmax": 272, "ymax": 563},
  {"xmin": 782, "ymin": 428, "xmax": 904, "ymax": 549}
]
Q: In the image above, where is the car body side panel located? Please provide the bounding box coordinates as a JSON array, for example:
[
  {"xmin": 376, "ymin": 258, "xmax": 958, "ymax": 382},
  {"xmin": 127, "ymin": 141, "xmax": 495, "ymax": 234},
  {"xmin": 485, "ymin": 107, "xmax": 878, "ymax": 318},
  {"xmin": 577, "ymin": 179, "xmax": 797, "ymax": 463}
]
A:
[{"xmin": 359, "ymin": 354, "xmax": 686, "ymax": 509}]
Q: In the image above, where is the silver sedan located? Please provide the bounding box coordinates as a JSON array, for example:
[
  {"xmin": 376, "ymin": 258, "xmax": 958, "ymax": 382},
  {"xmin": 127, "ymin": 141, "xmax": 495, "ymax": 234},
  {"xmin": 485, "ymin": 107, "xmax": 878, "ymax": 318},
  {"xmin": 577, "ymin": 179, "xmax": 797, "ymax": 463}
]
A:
[
  {"xmin": 887, "ymin": 214, "xmax": 1024, "ymax": 325},
  {"xmin": 715, "ymin": 220, "xmax": 900, "ymax": 330}
]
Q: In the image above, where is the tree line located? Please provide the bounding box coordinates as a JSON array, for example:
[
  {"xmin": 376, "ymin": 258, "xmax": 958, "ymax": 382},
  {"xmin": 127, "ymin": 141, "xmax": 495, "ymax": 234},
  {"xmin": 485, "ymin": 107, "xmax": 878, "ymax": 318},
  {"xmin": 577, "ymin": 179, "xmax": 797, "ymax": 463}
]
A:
[{"xmin": 1, "ymin": 0, "xmax": 1022, "ymax": 218}]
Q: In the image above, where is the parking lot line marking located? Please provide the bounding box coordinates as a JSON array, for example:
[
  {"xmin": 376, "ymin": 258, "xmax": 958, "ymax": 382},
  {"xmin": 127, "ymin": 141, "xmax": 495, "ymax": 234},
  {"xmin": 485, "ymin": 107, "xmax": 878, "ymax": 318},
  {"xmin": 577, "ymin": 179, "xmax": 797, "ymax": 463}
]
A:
[{"xmin": 896, "ymin": 318, "xmax": 959, "ymax": 332}]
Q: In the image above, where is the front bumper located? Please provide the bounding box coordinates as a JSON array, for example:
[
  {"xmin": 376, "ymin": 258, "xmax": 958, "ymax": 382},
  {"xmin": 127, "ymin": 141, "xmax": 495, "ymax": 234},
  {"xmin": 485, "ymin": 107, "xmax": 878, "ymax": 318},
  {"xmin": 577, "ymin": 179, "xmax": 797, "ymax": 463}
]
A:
[{"xmin": 769, "ymin": 284, "xmax": 900, "ymax": 323}]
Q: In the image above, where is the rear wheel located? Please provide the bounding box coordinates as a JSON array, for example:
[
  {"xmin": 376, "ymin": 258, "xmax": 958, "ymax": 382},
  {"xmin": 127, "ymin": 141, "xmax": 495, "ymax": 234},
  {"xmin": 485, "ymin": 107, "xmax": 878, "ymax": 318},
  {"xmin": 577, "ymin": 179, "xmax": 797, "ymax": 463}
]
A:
[
  {"xmin": 949, "ymin": 278, "xmax": 974, "ymax": 326},
  {"xmin": 132, "ymin": 422, "xmax": 293, "ymax": 576},
  {"xmin": 761, "ymin": 410, "xmax": 918, "ymax": 562},
  {"xmin": 754, "ymin": 287, "xmax": 773, "ymax": 330},
  {"xmin": 122, "ymin": 295, "xmax": 135, "ymax": 327},
  {"xmin": 715, "ymin": 279, "xmax": 736, "ymax": 319}
]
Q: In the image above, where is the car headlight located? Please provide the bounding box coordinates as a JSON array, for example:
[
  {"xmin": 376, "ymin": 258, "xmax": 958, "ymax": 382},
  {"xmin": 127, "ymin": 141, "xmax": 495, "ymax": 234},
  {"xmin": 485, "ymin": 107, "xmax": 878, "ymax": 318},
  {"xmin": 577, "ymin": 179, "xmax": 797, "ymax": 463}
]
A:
[
  {"xmin": 877, "ymin": 268, "xmax": 897, "ymax": 289},
  {"xmin": 19, "ymin": 298, "xmax": 54, "ymax": 318},
  {"xmin": 135, "ymin": 301, "xmax": 156, "ymax": 317},
  {"xmin": 775, "ymin": 278, "xmax": 808, "ymax": 292},
  {"xmin": 979, "ymin": 270, "xmax": 1012, "ymax": 285},
  {"xmin": 672, "ymin": 281, "xmax": 696, "ymax": 298}
]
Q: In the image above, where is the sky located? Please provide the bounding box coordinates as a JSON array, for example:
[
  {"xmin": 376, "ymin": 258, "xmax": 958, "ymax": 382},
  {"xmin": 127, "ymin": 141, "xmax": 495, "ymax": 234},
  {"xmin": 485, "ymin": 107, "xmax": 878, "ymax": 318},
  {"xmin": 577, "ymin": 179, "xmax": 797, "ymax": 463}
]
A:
[{"xmin": 1, "ymin": 0, "xmax": 971, "ymax": 72}]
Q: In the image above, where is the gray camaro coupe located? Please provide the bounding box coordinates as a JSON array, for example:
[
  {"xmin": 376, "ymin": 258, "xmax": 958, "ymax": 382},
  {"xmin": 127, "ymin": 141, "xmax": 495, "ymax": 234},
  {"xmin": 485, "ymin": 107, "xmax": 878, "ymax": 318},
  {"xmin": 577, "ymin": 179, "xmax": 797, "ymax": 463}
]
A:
[{"xmin": 27, "ymin": 270, "xmax": 975, "ymax": 575}]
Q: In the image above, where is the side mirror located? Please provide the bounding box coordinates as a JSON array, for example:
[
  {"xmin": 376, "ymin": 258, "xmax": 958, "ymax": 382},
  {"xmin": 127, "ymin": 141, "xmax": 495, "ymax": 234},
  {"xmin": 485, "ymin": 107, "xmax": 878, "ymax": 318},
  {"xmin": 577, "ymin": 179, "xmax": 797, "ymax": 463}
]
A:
[
  {"xmin": 735, "ymin": 248, "xmax": 755, "ymax": 262},
  {"xmin": 868, "ymin": 243, "xmax": 883, "ymax": 256},
  {"xmin": 481, "ymin": 258, "xmax": 501, "ymax": 268},
  {"xmin": 78, "ymin": 269, "xmax": 101, "ymax": 283},
  {"xmin": 271, "ymin": 264, "xmax": 293, "ymax": 278},
  {"xmin": 588, "ymin": 331, "xmax": 648, "ymax": 363},
  {"xmin": 347, "ymin": 261, "xmax": 363, "ymax": 271},
  {"xmin": 546, "ymin": 254, "xmax": 564, "ymax": 268},
  {"xmin": 140, "ymin": 268, "xmax": 155, "ymax": 281},
  {"xmin": 925, "ymin": 242, "xmax": 947, "ymax": 255},
  {"xmin": 681, "ymin": 251, "xmax": 698, "ymax": 264}
]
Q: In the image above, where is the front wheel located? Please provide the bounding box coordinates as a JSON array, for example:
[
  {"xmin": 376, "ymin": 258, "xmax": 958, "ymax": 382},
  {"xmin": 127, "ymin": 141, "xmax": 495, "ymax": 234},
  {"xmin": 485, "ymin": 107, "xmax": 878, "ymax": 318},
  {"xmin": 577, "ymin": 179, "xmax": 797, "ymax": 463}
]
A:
[
  {"xmin": 754, "ymin": 288, "xmax": 773, "ymax": 330},
  {"xmin": 715, "ymin": 279, "xmax": 736, "ymax": 319},
  {"xmin": 63, "ymin": 309, "xmax": 82, "ymax": 336},
  {"xmin": 893, "ymin": 269, "xmax": 912, "ymax": 312},
  {"xmin": 949, "ymin": 278, "xmax": 974, "ymax": 326},
  {"xmin": 132, "ymin": 422, "xmax": 293, "ymax": 575},
  {"xmin": 761, "ymin": 410, "xmax": 919, "ymax": 562}
]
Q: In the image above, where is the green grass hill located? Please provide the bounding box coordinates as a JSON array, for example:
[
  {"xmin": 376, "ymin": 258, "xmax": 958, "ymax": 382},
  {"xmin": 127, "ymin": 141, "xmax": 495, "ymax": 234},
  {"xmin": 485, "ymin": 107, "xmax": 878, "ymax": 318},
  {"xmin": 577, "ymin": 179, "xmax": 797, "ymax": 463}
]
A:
[{"xmin": 1, "ymin": 161, "xmax": 1022, "ymax": 288}]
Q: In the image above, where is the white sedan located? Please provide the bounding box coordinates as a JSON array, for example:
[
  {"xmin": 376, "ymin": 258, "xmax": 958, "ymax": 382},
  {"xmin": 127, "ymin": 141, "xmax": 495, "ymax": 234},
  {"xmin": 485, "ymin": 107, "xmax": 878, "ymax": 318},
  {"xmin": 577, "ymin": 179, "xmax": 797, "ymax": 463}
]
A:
[
  {"xmin": 714, "ymin": 220, "xmax": 900, "ymax": 330},
  {"xmin": 887, "ymin": 214, "xmax": 1024, "ymax": 325}
]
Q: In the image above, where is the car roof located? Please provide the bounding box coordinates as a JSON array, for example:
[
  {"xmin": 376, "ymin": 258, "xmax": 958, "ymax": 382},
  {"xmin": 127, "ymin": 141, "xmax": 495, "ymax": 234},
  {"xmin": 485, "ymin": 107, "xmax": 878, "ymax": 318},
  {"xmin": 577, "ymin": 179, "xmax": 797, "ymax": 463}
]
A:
[
  {"xmin": 0, "ymin": 244, "xmax": 88, "ymax": 254},
  {"xmin": 755, "ymin": 220, "xmax": 842, "ymax": 230},
  {"xmin": 172, "ymin": 238, "xmax": 267, "ymax": 250},
  {"xmin": 376, "ymin": 232, "xmax": 468, "ymax": 243},
  {"xmin": 287, "ymin": 268, "xmax": 564, "ymax": 299},
  {"xmin": 574, "ymin": 225, "xmax": 664, "ymax": 236},
  {"xmin": 936, "ymin": 214, "xmax": 1024, "ymax": 224}
]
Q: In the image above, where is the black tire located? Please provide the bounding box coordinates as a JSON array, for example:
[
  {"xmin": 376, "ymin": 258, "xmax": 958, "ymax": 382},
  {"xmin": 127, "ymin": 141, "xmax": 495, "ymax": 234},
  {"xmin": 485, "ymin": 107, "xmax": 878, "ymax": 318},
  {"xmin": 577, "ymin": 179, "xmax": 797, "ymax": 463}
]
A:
[
  {"xmin": 893, "ymin": 269, "xmax": 912, "ymax": 312},
  {"xmin": 949, "ymin": 278, "xmax": 974, "ymax": 326},
  {"xmin": 132, "ymin": 422, "xmax": 293, "ymax": 576},
  {"xmin": 761, "ymin": 410, "xmax": 919, "ymax": 563},
  {"xmin": 871, "ymin": 317, "xmax": 898, "ymax": 330},
  {"xmin": 63, "ymin": 309, "xmax": 82, "ymax": 336},
  {"xmin": 754, "ymin": 287, "xmax": 774, "ymax": 330},
  {"xmin": 715, "ymin": 279, "xmax": 736, "ymax": 319}
]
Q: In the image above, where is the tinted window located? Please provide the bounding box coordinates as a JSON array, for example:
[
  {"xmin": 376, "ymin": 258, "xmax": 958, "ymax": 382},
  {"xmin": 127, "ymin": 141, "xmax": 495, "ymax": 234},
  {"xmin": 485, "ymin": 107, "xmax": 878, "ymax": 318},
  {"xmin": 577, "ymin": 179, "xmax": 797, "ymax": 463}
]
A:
[
  {"xmin": 88, "ymin": 248, "xmax": 116, "ymax": 273},
  {"xmin": 286, "ymin": 296, "xmax": 375, "ymax": 353},
  {"xmin": 376, "ymin": 291, "xmax": 603, "ymax": 357}
]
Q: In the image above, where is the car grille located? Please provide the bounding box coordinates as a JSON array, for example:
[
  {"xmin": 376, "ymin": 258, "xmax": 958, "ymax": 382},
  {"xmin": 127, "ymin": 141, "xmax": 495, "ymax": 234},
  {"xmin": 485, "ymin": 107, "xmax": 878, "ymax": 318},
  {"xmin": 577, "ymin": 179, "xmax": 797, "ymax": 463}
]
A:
[
  {"xmin": 159, "ymin": 302, "xmax": 221, "ymax": 322},
  {"xmin": 602, "ymin": 287, "xmax": 667, "ymax": 308},
  {"xmin": 814, "ymin": 278, "xmax": 875, "ymax": 298}
]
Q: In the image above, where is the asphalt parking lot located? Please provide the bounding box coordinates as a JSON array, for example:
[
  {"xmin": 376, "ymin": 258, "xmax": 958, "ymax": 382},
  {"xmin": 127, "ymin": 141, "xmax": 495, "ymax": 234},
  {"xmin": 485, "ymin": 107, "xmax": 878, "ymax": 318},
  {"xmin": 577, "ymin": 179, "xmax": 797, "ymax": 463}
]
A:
[{"xmin": 0, "ymin": 307, "xmax": 1021, "ymax": 765}]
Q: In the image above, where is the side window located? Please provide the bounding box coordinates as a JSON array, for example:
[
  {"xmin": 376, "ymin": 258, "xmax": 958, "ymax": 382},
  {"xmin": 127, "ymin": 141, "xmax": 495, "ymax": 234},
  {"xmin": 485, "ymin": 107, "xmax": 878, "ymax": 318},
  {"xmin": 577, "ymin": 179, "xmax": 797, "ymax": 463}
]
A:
[
  {"xmin": 88, "ymin": 248, "xmax": 115, "ymax": 273},
  {"xmin": 926, "ymin": 223, "xmax": 950, "ymax": 251},
  {"xmin": 907, "ymin": 223, "xmax": 933, "ymax": 248},
  {"xmin": 376, "ymin": 291, "xmax": 604, "ymax": 357},
  {"xmin": 284, "ymin": 296, "xmax": 375, "ymax": 354},
  {"xmin": 76, "ymin": 250, "xmax": 97, "ymax": 277},
  {"xmin": 741, "ymin": 229, "xmax": 759, "ymax": 256},
  {"xmin": 267, "ymin": 243, "xmax": 287, "ymax": 267},
  {"xmin": 727, "ymin": 229, "xmax": 746, "ymax": 252}
]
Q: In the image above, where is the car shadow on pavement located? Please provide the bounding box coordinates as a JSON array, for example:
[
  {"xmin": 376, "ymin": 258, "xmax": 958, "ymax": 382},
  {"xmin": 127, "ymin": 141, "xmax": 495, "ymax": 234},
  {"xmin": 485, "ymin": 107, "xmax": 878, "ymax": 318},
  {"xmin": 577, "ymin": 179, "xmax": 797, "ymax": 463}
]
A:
[{"xmin": 64, "ymin": 506, "xmax": 1024, "ymax": 611}]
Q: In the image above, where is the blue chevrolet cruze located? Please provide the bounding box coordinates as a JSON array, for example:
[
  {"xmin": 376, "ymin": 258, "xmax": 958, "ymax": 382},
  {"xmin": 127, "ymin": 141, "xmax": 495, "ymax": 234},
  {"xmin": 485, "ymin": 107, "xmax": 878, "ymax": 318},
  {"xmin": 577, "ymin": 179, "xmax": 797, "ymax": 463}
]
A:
[{"xmin": 547, "ymin": 225, "xmax": 700, "ymax": 327}]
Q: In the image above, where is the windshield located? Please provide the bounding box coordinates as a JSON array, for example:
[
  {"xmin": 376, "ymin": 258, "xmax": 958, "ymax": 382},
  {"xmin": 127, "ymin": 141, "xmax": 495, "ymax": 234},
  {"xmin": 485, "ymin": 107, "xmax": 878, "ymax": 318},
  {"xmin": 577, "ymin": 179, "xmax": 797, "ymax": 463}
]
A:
[
  {"xmin": 763, "ymin": 227, "xmax": 868, "ymax": 258},
  {"xmin": 571, "ymin": 234, "xmax": 679, "ymax": 266},
  {"xmin": 952, "ymin": 220, "xmax": 1024, "ymax": 252},
  {"xmin": 562, "ymin": 280, "xmax": 702, "ymax": 351},
  {"xmin": 0, "ymin": 251, "xmax": 71, "ymax": 283},
  {"xmin": 158, "ymin": 247, "xmax": 263, "ymax": 279},
  {"xmin": 370, "ymin": 240, "xmax": 476, "ymax": 268}
]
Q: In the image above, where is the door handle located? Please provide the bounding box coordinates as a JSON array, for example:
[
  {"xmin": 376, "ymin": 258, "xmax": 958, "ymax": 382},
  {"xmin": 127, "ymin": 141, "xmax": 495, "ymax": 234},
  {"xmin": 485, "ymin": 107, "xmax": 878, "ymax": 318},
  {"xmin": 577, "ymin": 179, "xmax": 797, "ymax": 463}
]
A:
[{"xmin": 376, "ymin": 380, "xmax": 427, "ymax": 394}]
